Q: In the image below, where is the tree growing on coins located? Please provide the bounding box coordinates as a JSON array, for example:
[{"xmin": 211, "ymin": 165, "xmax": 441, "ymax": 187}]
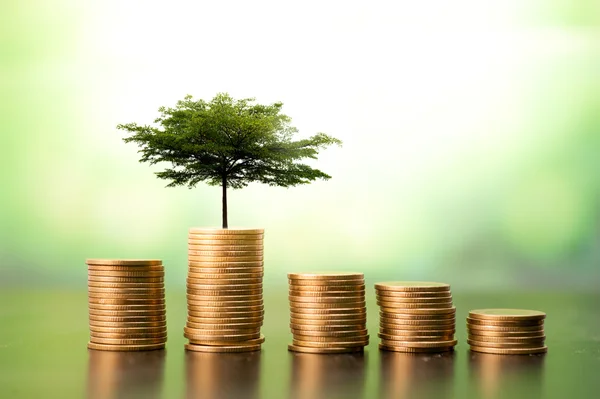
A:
[{"xmin": 118, "ymin": 93, "xmax": 342, "ymax": 228}]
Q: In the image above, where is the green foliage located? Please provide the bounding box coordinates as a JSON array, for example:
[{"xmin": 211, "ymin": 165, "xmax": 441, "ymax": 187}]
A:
[{"xmin": 117, "ymin": 93, "xmax": 342, "ymax": 226}]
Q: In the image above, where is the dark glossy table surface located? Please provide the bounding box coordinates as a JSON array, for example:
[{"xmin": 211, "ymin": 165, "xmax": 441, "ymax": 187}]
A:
[{"xmin": 0, "ymin": 289, "xmax": 598, "ymax": 398}]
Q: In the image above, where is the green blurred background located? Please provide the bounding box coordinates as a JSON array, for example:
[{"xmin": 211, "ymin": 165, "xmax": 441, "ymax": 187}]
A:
[{"xmin": 1, "ymin": 0, "xmax": 599, "ymax": 291}]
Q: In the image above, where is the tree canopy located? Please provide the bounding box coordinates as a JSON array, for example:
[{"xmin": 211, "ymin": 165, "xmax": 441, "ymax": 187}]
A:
[{"xmin": 118, "ymin": 93, "xmax": 342, "ymax": 227}]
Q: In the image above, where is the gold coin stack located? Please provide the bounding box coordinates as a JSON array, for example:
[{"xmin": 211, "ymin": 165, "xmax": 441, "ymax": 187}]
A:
[
  {"xmin": 375, "ymin": 281, "xmax": 457, "ymax": 353},
  {"xmin": 87, "ymin": 259, "xmax": 167, "ymax": 351},
  {"xmin": 467, "ymin": 309, "xmax": 547, "ymax": 355},
  {"xmin": 184, "ymin": 228, "xmax": 265, "ymax": 353},
  {"xmin": 288, "ymin": 272, "xmax": 368, "ymax": 354}
]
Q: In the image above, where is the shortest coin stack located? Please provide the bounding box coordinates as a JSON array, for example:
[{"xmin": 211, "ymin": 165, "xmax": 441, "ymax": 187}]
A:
[
  {"xmin": 375, "ymin": 281, "xmax": 457, "ymax": 353},
  {"xmin": 288, "ymin": 272, "xmax": 368, "ymax": 354},
  {"xmin": 87, "ymin": 259, "xmax": 167, "ymax": 351},
  {"xmin": 467, "ymin": 309, "xmax": 547, "ymax": 355}
]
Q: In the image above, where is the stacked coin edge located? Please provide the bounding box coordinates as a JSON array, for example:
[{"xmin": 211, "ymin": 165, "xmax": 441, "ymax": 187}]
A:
[
  {"xmin": 184, "ymin": 228, "xmax": 265, "ymax": 353},
  {"xmin": 87, "ymin": 259, "xmax": 167, "ymax": 351},
  {"xmin": 288, "ymin": 272, "xmax": 369, "ymax": 354},
  {"xmin": 375, "ymin": 281, "xmax": 457, "ymax": 353},
  {"xmin": 467, "ymin": 309, "xmax": 547, "ymax": 355}
]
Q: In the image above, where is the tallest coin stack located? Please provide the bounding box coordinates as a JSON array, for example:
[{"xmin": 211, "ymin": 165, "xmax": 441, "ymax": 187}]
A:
[{"xmin": 184, "ymin": 228, "xmax": 265, "ymax": 353}]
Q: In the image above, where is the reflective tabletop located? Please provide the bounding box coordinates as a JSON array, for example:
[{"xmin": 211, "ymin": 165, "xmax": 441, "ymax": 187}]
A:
[{"xmin": 0, "ymin": 289, "xmax": 598, "ymax": 398}]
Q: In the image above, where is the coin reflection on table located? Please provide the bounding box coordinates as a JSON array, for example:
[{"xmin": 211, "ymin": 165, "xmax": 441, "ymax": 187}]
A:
[
  {"xmin": 468, "ymin": 351, "xmax": 545, "ymax": 399},
  {"xmin": 87, "ymin": 349, "xmax": 166, "ymax": 399},
  {"xmin": 185, "ymin": 350, "xmax": 261, "ymax": 399},
  {"xmin": 379, "ymin": 350, "xmax": 455, "ymax": 399},
  {"xmin": 290, "ymin": 352, "xmax": 366, "ymax": 399}
]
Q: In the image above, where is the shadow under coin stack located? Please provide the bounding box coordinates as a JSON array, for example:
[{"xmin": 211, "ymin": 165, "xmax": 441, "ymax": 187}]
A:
[
  {"xmin": 87, "ymin": 259, "xmax": 167, "ymax": 351},
  {"xmin": 184, "ymin": 228, "xmax": 265, "ymax": 353},
  {"xmin": 288, "ymin": 272, "xmax": 368, "ymax": 354},
  {"xmin": 467, "ymin": 309, "xmax": 547, "ymax": 355},
  {"xmin": 375, "ymin": 281, "xmax": 457, "ymax": 353}
]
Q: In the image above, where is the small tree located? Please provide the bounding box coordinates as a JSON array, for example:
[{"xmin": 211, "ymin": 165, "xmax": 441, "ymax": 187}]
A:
[{"xmin": 118, "ymin": 93, "xmax": 342, "ymax": 228}]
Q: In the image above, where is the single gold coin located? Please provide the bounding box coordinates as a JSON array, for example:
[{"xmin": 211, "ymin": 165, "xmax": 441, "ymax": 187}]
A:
[
  {"xmin": 188, "ymin": 250, "xmax": 264, "ymax": 257},
  {"xmin": 379, "ymin": 339, "xmax": 457, "ymax": 348},
  {"xmin": 87, "ymin": 293, "xmax": 165, "ymax": 301},
  {"xmin": 87, "ymin": 342, "xmax": 165, "ymax": 351},
  {"xmin": 184, "ymin": 321, "xmax": 261, "ymax": 330},
  {"xmin": 380, "ymin": 307, "xmax": 457, "ymax": 315},
  {"xmin": 186, "ymin": 293, "xmax": 262, "ymax": 301},
  {"xmin": 186, "ymin": 288, "xmax": 263, "ymax": 297},
  {"xmin": 290, "ymin": 307, "xmax": 367, "ymax": 316},
  {"xmin": 467, "ymin": 330, "xmax": 545, "ymax": 338},
  {"xmin": 375, "ymin": 282, "xmax": 450, "ymax": 292},
  {"xmin": 290, "ymin": 318, "xmax": 366, "ymax": 326},
  {"xmin": 292, "ymin": 339, "xmax": 368, "ymax": 348},
  {"xmin": 87, "ymin": 281, "xmax": 165, "ymax": 289},
  {"xmin": 289, "ymin": 295, "xmax": 365, "ymax": 304},
  {"xmin": 186, "ymin": 299, "xmax": 263, "ymax": 307},
  {"xmin": 188, "ymin": 236, "xmax": 263, "ymax": 243},
  {"xmin": 90, "ymin": 331, "xmax": 167, "ymax": 339},
  {"xmin": 89, "ymin": 325, "xmax": 167, "ymax": 333},
  {"xmin": 187, "ymin": 317, "xmax": 263, "ymax": 326},
  {"xmin": 189, "ymin": 227, "xmax": 264, "ymax": 235},
  {"xmin": 377, "ymin": 301, "xmax": 453, "ymax": 309},
  {"xmin": 380, "ymin": 335, "xmax": 455, "ymax": 343},
  {"xmin": 378, "ymin": 330, "xmax": 455, "ymax": 339},
  {"xmin": 290, "ymin": 323, "xmax": 366, "ymax": 332},
  {"xmin": 88, "ymin": 298, "xmax": 165, "ymax": 306},
  {"xmin": 469, "ymin": 345, "xmax": 548, "ymax": 355},
  {"xmin": 90, "ymin": 337, "xmax": 166, "ymax": 345},
  {"xmin": 290, "ymin": 312, "xmax": 366, "ymax": 320},
  {"xmin": 188, "ymin": 243, "xmax": 263, "ymax": 250},
  {"xmin": 288, "ymin": 345, "xmax": 364, "ymax": 354},
  {"xmin": 88, "ymin": 266, "xmax": 164, "ymax": 273},
  {"xmin": 288, "ymin": 284, "xmax": 365, "ymax": 292},
  {"xmin": 184, "ymin": 325, "xmax": 260, "ymax": 335},
  {"xmin": 188, "ymin": 310, "xmax": 264, "ymax": 318},
  {"xmin": 86, "ymin": 259, "xmax": 162, "ymax": 266},
  {"xmin": 290, "ymin": 301, "xmax": 366, "ymax": 309},
  {"xmin": 88, "ymin": 276, "xmax": 164, "ymax": 284},
  {"xmin": 380, "ymin": 310, "xmax": 456, "ymax": 319},
  {"xmin": 189, "ymin": 255, "xmax": 263, "ymax": 263},
  {"xmin": 185, "ymin": 343, "xmax": 262, "ymax": 353},
  {"xmin": 184, "ymin": 331, "xmax": 261, "ymax": 342},
  {"xmin": 379, "ymin": 344, "xmax": 454, "ymax": 353},
  {"xmin": 188, "ymin": 260, "xmax": 263, "ymax": 268},
  {"xmin": 88, "ymin": 286, "xmax": 165, "ymax": 297},
  {"xmin": 375, "ymin": 295, "xmax": 452, "ymax": 303},
  {"xmin": 466, "ymin": 317, "xmax": 544, "ymax": 327},
  {"xmin": 88, "ymin": 308, "xmax": 165, "ymax": 316},
  {"xmin": 87, "ymin": 271, "xmax": 165, "ymax": 278},
  {"xmin": 188, "ymin": 334, "xmax": 265, "ymax": 346},
  {"xmin": 289, "ymin": 288, "xmax": 366, "ymax": 297},
  {"xmin": 289, "ymin": 279, "xmax": 365, "ymax": 287},
  {"xmin": 187, "ymin": 305, "xmax": 264, "ymax": 313},
  {"xmin": 186, "ymin": 271, "xmax": 264, "ymax": 279},
  {"xmin": 467, "ymin": 324, "xmax": 545, "ymax": 333},
  {"xmin": 375, "ymin": 291, "xmax": 454, "ymax": 298},
  {"xmin": 290, "ymin": 329, "xmax": 369, "ymax": 338},
  {"xmin": 288, "ymin": 272, "xmax": 364, "ymax": 280},
  {"xmin": 379, "ymin": 323, "xmax": 455, "ymax": 331},
  {"xmin": 468, "ymin": 309, "xmax": 546, "ymax": 321},
  {"xmin": 88, "ymin": 302, "xmax": 165, "ymax": 310},
  {"xmin": 89, "ymin": 321, "xmax": 166, "ymax": 329},
  {"xmin": 188, "ymin": 239, "xmax": 263, "ymax": 246},
  {"xmin": 467, "ymin": 339, "xmax": 546, "ymax": 348},
  {"xmin": 380, "ymin": 317, "xmax": 455, "ymax": 326},
  {"xmin": 89, "ymin": 314, "xmax": 166, "ymax": 322},
  {"xmin": 186, "ymin": 283, "xmax": 262, "ymax": 290},
  {"xmin": 186, "ymin": 275, "xmax": 262, "ymax": 285},
  {"xmin": 291, "ymin": 333, "xmax": 369, "ymax": 343}
]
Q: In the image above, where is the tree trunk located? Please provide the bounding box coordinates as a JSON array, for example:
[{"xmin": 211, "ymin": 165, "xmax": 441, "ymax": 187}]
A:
[{"xmin": 222, "ymin": 176, "xmax": 228, "ymax": 229}]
